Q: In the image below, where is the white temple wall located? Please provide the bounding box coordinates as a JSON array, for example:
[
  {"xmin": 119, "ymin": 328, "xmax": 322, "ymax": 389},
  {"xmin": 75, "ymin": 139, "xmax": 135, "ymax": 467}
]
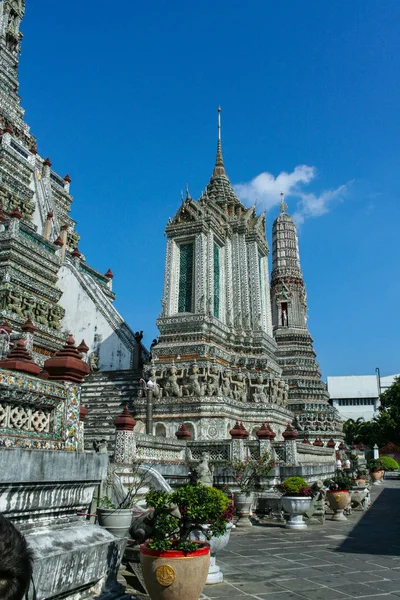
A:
[{"xmin": 58, "ymin": 266, "xmax": 132, "ymax": 370}]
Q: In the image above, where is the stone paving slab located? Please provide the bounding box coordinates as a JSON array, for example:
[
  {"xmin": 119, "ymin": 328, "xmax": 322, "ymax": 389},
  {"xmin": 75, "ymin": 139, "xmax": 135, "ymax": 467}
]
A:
[{"xmin": 200, "ymin": 481, "xmax": 400, "ymax": 600}]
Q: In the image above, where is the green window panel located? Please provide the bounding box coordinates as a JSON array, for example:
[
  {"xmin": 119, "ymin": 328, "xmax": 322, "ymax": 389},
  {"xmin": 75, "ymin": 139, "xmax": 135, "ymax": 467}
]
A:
[
  {"xmin": 214, "ymin": 243, "xmax": 220, "ymax": 318},
  {"xmin": 178, "ymin": 243, "xmax": 194, "ymax": 312}
]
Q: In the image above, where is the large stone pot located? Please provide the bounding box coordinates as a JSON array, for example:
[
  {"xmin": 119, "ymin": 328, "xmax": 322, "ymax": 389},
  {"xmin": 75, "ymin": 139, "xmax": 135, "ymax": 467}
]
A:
[
  {"xmin": 370, "ymin": 470, "xmax": 384, "ymax": 485},
  {"xmin": 97, "ymin": 507, "xmax": 133, "ymax": 538},
  {"xmin": 233, "ymin": 492, "xmax": 254, "ymax": 527},
  {"xmin": 281, "ymin": 496, "xmax": 312, "ymax": 529},
  {"xmin": 140, "ymin": 542, "xmax": 210, "ymax": 600},
  {"xmin": 190, "ymin": 522, "xmax": 233, "ymax": 584},
  {"xmin": 326, "ymin": 490, "xmax": 351, "ymax": 521}
]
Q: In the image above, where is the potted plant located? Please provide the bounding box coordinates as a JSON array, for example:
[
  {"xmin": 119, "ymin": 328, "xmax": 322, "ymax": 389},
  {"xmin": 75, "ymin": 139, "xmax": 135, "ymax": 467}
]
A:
[
  {"xmin": 140, "ymin": 483, "xmax": 229, "ymax": 600},
  {"xmin": 97, "ymin": 461, "xmax": 152, "ymax": 538},
  {"xmin": 367, "ymin": 459, "xmax": 385, "ymax": 485},
  {"xmin": 379, "ymin": 456, "xmax": 399, "ymax": 472},
  {"xmin": 355, "ymin": 468, "xmax": 369, "ymax": 488},
  {"xmin": 324, "ymin": 470, "xmax": 354, "ymax": 520},
  {"xmin": 223, "ymin": 452, "xmax": 275, "ymax": 527},
  {"xmin": 276, "ymin": 476, "xmax": 314, "ymax": 529}
]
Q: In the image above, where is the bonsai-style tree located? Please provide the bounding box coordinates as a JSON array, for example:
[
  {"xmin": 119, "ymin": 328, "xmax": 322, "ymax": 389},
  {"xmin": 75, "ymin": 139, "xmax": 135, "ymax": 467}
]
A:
[
  {"xmin": 223, "ymin": 452, "xmax": 275, "ymax": 495},
  {"xmin": 379, "ymin": 456, "xmax": 399, "ymax": 471},
  {"xmin": 324, "ymin": 470, "xmax": 355, "ymax": 491},
  {"xmin": 145, "ymin": 484, "xmax": 232, "ymax": 552}
]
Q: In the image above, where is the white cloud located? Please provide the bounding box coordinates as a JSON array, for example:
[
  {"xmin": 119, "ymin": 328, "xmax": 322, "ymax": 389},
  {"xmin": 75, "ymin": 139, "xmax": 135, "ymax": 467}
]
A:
[{"xmin": 233, "ymin": 165, "xmax": 349, "ymax": 225}]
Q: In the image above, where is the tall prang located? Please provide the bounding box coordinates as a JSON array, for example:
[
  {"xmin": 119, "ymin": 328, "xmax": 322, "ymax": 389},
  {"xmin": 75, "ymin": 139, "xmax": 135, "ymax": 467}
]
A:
[
  {"xmin": 142, "ymin": 109, "xmax": 293, "ymax": 441},
  {"xmin": 270, "ymin": 194, "xmax": 342, "ymax": 439},
  {"xmin": 0, "ymin": 0, "xmax": 143, "ymax": 369}
]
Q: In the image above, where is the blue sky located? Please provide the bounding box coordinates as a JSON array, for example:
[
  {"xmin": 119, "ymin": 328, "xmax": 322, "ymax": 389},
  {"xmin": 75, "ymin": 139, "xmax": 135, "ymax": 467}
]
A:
[{"xmin": 19, "ymin": 1, "xmax": 400, "ymax": 378}]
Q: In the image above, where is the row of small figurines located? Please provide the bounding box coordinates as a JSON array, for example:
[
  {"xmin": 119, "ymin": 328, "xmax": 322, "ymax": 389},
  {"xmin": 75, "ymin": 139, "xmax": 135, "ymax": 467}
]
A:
[{"xmin": 142, "ymin": 364, "xmax": 289, "ymax": 405}]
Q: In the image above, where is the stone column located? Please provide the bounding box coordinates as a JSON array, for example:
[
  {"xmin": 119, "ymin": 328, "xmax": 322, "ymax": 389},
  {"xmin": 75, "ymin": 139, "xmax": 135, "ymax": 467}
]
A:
[
  {"xmin": 43, "ymin": 211, "xmax": 53, "ymax": 240},
  {"xmin": 114, "ymin": 406, "xmax": 136, "ymax": 464},
  {"xmin": 282, "ymin": 424, "xmax": 298, "ymax": 465}
]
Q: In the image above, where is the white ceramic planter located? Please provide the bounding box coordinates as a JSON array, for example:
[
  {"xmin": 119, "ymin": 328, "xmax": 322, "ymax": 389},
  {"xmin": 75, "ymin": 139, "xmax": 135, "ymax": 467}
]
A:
[
  {"xmin": 233, "ymin": 492, "xmax": 254, "ymax": 527},
  {"xmin": 191, "ymin": 522, "xmax": 233, "ymax": 584},
  {"xmin": 97, "ymin": 507, "xmax": 133, "ymax": 538},
  {"xmin": 281, "ymin": 496, "xmax": 312, "ymax": 529}
]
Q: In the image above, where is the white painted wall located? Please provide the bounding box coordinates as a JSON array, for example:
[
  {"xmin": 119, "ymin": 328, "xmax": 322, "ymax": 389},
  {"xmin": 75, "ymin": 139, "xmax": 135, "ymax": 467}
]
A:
[{"xmin": 57, "ymin": 265, "xmax": 133, "ymax": 370}]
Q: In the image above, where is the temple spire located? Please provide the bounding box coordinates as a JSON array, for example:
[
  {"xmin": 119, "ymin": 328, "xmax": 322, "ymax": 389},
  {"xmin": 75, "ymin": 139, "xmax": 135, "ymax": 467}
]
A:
[
  {"xmin": 280, "ymin": 192, "xmax": 287, "ymax": 213},
  {"xmin": 213, "ymin": 106, "xmax": 226, "ymax": 177}
]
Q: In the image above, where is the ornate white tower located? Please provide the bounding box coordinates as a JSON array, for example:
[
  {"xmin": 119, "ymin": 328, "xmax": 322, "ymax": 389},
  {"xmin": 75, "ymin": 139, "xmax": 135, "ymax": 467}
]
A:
[
  {"xmin": 270, "ymin": 195, "xmax": 342, "ymax": 439},
  {"xmin": 145, "ymin": 111, "xmax": 293, "ymax": 441}
]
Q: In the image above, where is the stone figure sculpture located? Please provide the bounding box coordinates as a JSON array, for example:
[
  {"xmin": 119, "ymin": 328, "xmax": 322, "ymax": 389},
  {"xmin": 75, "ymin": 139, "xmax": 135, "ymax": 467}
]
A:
[
  {"xmin": 251, "ymin": 374, "xmax": 268, "ymax": 403},
  {"xmin": 196, "ymin": 452, "xmax": 213, "ymax": 487},
  {"xmin": 206, "ymin": 365, "xmax": 220, "ymax": 396},
  {"xmin": 163, "ymin": 365, "xmax": 182, "ymax": 397},
  {"xmin": 232, "ymin": 372, "xmax": 247, "ymax": 402},
  {"xmin": 304, "ymin": 480, "xmax": 326, "ymax": 524},
  {"xmin": 221, "ymin": 370, "xmax": 232, "ymax": 397}
]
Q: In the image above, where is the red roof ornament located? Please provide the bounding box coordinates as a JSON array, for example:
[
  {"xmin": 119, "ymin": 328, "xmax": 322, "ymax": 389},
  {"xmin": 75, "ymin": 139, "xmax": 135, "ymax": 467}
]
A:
[
  {"xmin": 54, "ymin": 236, "xmax": 64, "ymax": 247},
  {"xmin": 79, "ymin": 404, "xmax": 87, "ymax": 422},
  {"xmin": 302, "ymin": 437, "xmax": 311, "ymax": 445},
  {"xmin": 240, "ymin": 422, "xmax": 249, "ymax": 439},
  {"xmin": 313, "ymin": 437, "xmax": 324, "ymax": 447},
  {"xmin": 77, "ymin": 339, "xmax": 89, "ymax": 354},
  {"xmin": 230, "ymin": 420, "xmax": 245, "ymax": 439},
  {"xmin": 256, "ymin": 422, "xmax": 276, "ymax": 440},
  {"xmin": 175, "ymin": 423, "xmax": 192, "ymax": 441},
  {"xmin": 43, "ymin": 334, "xmax": 90, "ymax": 383},
  {"xmin": 5, "ymin": 124, "xmax": 13, "ymax": 135},
  {"xmin": 46, "ymin": 211, "xmax": 54, "ymax": 220},
  {"xmin": 358, "ymin": 443, "xmax": 366, "ymax": 452},
  {"xmin": 327, "ymin": 438, "xmax": 336, "ymax": 448},
  {"xmin": 114, "ymin": 405, "xmax": 136, "ymax": 431},
  {"xmin": 63, "ymin": 174, "xmax": 72, "ymax": 183},
  {"xmin": 43, "ymin": 157, "xmax": 52, "ymax": 167},
  {"xmin": 30, "ymin": 143, "xmax": 38, "ymax": 155},
  {"xmin": 0, "ymin": 320, "xmax": 12, "ymax": 335},
  {"xmin": 282, "ymin": 423, "xmax": 298, "ymax": 441},
  {"xmin": 9, "ymin": 208, "xmax": 22, "ymax": 220},
  {"xmin": 72, "ymin": 247, "xmax": 82, "ymax": 258},
  {"xmin": 0, "ymin": 338, "xmax": 41, "ymax": 376},
  {"xmin": 338, "ymin": 441, "xmax": 347, "ymax": 451},
  {"xmin": 21, "ymin": 316, "xmax": 36, "ymax": 334},
  {"xmin": 105, "ymin": 268, "xmax": 114, "ymax": 280}
]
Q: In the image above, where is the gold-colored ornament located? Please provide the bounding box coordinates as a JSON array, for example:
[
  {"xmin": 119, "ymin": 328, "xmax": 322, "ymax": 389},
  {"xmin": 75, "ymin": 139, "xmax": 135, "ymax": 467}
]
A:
[{"xmin": 156, "ymin": 564, "xmax": 175, "ymax": 587}]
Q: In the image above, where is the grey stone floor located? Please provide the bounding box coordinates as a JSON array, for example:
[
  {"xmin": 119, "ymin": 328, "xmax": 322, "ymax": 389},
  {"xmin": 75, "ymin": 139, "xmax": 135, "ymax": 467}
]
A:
[{"xmin": 201, "ymin": 481, "xmax": 400, "ymax": 600}]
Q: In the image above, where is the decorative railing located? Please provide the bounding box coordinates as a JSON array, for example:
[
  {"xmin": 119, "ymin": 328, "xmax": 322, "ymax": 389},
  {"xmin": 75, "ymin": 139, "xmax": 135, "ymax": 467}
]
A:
[{"xmin": 0, "ymin": 402, "xmax": 53, "ymax": 434}]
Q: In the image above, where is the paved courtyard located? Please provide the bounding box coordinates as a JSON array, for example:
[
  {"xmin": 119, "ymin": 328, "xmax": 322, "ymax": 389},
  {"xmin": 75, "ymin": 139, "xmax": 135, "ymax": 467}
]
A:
[{"xmin": 201, "ymin": 481, "xmax": 400, "ymax": 600}]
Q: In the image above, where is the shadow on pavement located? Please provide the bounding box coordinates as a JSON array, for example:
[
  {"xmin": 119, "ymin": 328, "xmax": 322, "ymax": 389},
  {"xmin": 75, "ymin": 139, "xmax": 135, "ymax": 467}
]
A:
[{"xmin": 336, "ymin": 488, "xmax": 400, "ymax": 556}]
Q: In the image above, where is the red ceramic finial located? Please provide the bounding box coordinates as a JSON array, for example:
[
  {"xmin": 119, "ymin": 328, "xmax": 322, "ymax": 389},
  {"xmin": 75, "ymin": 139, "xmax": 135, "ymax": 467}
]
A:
[
  {"xmin": 230, "ymin": 420, "xmax": 244, "ymax": 439},
  {"xmin": 338, "ymin": 441, "xmax": 347, "ymax": 451},
  {"xmin": 54, "ymin": 236, "xmax": 64, "ymax": 247},
  {"xmin": 9, "ymin": 207, "xmax": 22, "ymax": 220},
  {"xmin": 302, "ymin": 437, "xmax": 311, "ymax": 445},
  {"xmin": 43, "ymin": 157, "xmax": 52, "ymax": 167},
  {"xmin": 313, "ymin": 437, "xmax": 324, "ymax": 447},
  {"xmin": 64, "ymin": 174, "xmax": 72, "ymax": 183},
  {"xmin": 282, "ymin": 423, "xmax": 298, "ymax": 441},
  {"xmin": 105, "ymin": 268, "xmax": 114, "ymax": 280},
  {"xmin": 5, "ymin": 123, "xmax": 13, "ymax": 135},
  {"xmin": 30, "ymin": 143, "xmax": 38, "ymax": 155},
  {"xmin": 0, "ymin": 338, "xmax": 41, "ymax": 376},
  {"xmin": 256, "ymin": 422, "xmax": 276, "ymax": 441},
  {"xmin": 43, "ymin": 333, "xmax": 90, "ymax": 383},
  {"xmin": 72, "ymin": 247, "xmax": 82, "ymax": 258},
  {"xmin": 327, "ymin": 438, "xmax": 336, "ymax": 448},
  {"xmin": 46, "ymin": 211, "xmax": 54, "ymax": 220},
  {"xmin": 21, "ymin": 316, "xmax": 36, "ymax": 334},
  {"xmin": 358, "ymin": 443, "xmax": 366, "ymax": 451},
  {"xmin": 175, "ymin": 423, "xmax": 192, "ymax": 441},
  {"xmin": 239, "ymin": 422, "xmax": 249, "ymax": 439},
  {"xmin": 114, "ymin": 405, "xmax": 136, "ymax": 431},
  {"xmin": 77, "ymin": 339, "xmax": 89, "ymax": 354}
]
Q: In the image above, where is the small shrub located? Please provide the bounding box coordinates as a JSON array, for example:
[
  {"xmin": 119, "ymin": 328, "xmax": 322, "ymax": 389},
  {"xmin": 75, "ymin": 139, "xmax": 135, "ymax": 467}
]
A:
[
  {"xmin": 379, "ymin": 456, "xmax": 399, "ymax": 471},
  {"xmin": 277, "ymin": 476, "xmax": 312, "ymax": 496}
]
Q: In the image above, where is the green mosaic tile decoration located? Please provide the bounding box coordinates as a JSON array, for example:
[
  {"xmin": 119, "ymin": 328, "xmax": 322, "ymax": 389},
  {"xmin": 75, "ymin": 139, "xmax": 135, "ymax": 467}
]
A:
[
  {"xmin": 213, "ymin": 243, "xmax": 220, "ymax": 318},
  {"xmin": 178, "ymin": 243, "xmax": 194, "ymax": 313}
]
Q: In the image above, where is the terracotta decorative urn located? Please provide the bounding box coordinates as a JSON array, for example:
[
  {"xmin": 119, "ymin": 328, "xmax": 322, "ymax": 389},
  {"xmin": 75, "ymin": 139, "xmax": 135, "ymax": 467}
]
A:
[{"xmin": 326, "ymin": 490, "xmax": 351, "ymax": 521}]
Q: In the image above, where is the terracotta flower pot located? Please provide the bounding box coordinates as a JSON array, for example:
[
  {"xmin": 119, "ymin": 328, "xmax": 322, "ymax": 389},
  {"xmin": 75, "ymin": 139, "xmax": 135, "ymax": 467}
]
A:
[
  {"xmin": 140, "ymin": 542, "xmax": 210, "ymax": 600},
  {"xmin": 233, "ymin": 492, "xmax": 254, "ymax": 527},
  {"xmin": 97, "ymin": 507, "xmax": 133, "ymax": 538},
  {"xmin": 281, "ymin": 496, "xmax": 312, "ymax": 529},
  {"xmin": 326, "ymin": 490, "xmax": 351, "ymax": 521}
]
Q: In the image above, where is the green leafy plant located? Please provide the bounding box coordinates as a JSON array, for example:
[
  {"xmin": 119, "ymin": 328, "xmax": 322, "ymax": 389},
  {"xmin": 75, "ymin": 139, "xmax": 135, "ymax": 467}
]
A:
[
  {"xmin": 367, "ymin": 458, "xmax": 384, "ymax": 472},
  {"xmin": 145, "ymin": 484, "xmax": 233, "ymax": 553},
  {"xmin": 378, "ymin": 456, "xmax": 399, "ymax": 471},
  {"xmin": 223, "ymin": 452, "xmax": 275, "ymax": 495},
  {"xmin": 356, "ymin": 469, "xmax": 368, "ymax": 478},
  {"xmin": 276, "ymin": 476, "xmax": 313, "ymax": 497},
  {"xmin": 324, "ymin": 469, "xmax": 355, "ymax": 491},
  {"xmin": 98, "ymin": 460, "xmax": 153, "ymax": 510}
]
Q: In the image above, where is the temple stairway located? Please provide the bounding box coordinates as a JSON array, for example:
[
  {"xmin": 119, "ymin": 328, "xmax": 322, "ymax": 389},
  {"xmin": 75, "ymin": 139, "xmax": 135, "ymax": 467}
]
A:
[{"xmin": 81, "ymin": 369, "xmax": 142, "ymax": 451}]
